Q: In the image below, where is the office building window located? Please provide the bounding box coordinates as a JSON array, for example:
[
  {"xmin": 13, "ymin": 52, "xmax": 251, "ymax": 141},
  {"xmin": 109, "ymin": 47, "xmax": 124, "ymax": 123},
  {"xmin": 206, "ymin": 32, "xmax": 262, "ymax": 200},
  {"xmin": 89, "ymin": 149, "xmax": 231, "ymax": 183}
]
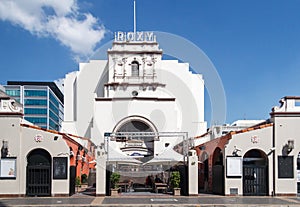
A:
[
  {"xmin": 24, "ymin": 90, "xmax": 47, "ymax": 97},
  {"xmin": 25, "ymin": 108, "xmax": 47, "ymax": 115},
  {"xmin": 25, "ymin": 117, "xmax": 47, "ymax": 124},
  {"xmin": 24, "ymin": 99, "xmax": 47, "ymax": 106},
  {"xmin": 5, "ymin": 90, "xmax": 20, "ymax": 97}
]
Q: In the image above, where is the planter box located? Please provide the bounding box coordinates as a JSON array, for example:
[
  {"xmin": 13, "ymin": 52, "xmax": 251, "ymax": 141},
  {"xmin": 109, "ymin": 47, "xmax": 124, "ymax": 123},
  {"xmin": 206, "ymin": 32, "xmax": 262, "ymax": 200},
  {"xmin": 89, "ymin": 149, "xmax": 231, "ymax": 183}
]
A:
[
  {"xmin": 111, "ymin": 188, "xmax": 119, "ymax": 196},
  {"xmin": 173, "ymin": 188, "xmax": 181, "ymax": 196}
]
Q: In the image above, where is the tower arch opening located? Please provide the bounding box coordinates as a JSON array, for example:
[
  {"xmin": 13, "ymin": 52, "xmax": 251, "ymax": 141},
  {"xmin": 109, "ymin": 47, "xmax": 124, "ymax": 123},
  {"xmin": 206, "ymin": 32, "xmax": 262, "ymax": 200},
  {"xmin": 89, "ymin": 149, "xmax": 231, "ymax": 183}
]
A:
[
  {"xmin": 112, "ymin": 116, "xmax": 157, "ymax": 161},
  {"xmin": 131, "ymin": 60, "xmax": 139, "ymax": 77}
]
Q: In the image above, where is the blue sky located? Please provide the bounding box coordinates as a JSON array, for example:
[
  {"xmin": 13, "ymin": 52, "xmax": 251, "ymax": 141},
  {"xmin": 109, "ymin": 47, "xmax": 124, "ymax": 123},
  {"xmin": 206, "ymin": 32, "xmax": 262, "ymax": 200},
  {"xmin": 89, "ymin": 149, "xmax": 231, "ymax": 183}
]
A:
[{"xmin": 1, "ymin": 0, "xmax": 300, "ymax": 126}]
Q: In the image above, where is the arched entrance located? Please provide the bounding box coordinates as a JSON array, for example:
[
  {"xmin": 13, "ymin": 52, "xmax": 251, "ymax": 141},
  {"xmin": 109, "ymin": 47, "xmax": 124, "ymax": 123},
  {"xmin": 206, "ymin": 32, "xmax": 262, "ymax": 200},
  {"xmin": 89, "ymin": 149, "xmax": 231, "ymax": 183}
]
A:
[
  {"xmin": 113, "ymin": 116, "xmax": 157, "ymax": 162},
  {"xmin": 212, "ymin": 147, "xmax": 224, "ymax": 195},
  {"xmin": 26, "ymin": 148, "xmax": 51, "ymax": 196},
  {"xmin": 243, "ymin": 149, "xmax": 268, "ymax": 196},
  {"xmin": 199, "ymin": 152, "xmax": 209, "ymax": 193}
]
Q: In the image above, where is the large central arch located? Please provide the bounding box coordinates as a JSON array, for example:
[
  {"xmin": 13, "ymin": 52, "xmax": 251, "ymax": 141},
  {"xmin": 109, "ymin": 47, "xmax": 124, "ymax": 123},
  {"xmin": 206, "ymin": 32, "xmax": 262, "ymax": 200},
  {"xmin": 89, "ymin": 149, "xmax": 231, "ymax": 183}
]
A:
[{"xmin": 112, "ymin": 116, "xmax": 158, "ymax": 161}]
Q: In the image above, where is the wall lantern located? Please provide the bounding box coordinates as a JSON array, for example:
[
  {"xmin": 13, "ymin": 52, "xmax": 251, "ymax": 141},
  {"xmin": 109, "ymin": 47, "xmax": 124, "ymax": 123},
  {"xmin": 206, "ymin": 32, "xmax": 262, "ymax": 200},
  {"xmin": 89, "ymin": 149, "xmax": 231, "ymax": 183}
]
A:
[
  {"xmin": 282, "ymin": 140, "xmax": 294, "ymax": 156},
  {"xmin": 69, "ymin": 147, "xmax": 74, "ymax": 157},
  {"xmin": 76, "ymin": 153, "xmax": 81, "ymax": 161},
  {"xmin": 232, "ymin": 146, "xmax": 241, "ymax": 157},
  {"xmin": 1, "ymin": 140, "xmax": 8, "ymax": 158}
]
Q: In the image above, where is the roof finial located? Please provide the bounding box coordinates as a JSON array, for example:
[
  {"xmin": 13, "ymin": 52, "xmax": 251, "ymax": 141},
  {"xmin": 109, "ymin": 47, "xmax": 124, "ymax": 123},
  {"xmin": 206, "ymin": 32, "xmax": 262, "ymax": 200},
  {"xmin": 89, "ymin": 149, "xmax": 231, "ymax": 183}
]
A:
[{"xmin": 134, "ymin": 0, "xmax": 136, "ymax": 41}]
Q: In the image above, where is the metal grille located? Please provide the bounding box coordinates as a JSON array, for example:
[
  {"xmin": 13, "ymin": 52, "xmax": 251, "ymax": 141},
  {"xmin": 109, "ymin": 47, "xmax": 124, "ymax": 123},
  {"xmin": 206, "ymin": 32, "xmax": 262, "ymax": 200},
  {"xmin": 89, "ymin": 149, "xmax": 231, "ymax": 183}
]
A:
[
  {"xmin": 243, "ymin": 165, "xmax": 267, "ymax": 196},
  {"xmin": 26, "ymin": 165, "xmax": 51, "ymax": 196}
]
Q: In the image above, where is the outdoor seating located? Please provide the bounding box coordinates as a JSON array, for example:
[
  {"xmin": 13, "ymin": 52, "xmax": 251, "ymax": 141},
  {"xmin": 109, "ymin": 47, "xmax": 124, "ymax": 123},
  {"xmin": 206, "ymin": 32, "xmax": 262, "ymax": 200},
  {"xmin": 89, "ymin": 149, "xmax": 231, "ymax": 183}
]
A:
[
  {"xmin": 154, "ymin": 182, "xmax": 167, "ymax": 193},
  {"xmin": 118, "ymin": 182, "xmax": 130, "ymax": 192}
]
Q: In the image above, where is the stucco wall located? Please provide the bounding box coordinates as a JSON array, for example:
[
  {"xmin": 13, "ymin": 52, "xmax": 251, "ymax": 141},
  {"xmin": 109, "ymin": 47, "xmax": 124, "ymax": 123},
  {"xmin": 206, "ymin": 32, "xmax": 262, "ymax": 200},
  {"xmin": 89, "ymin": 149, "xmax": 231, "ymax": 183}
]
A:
[
  {"xmin": 224, "ymin": 126, "xmax": 273, "ymax": 196},
  {"xmin": 0, "ymin": 116, "xmax": 22, "ymax": 195},
  {"xmin": 0, "ymin": 117, "xmax": 71, "ymax": 196},
  {"xmin": 21, "ymin": 126, "xmax": 70, "ymax": 195},
  {"xmin": 273, "ymin": 116, "xmax": 300, "ymax": 195}
]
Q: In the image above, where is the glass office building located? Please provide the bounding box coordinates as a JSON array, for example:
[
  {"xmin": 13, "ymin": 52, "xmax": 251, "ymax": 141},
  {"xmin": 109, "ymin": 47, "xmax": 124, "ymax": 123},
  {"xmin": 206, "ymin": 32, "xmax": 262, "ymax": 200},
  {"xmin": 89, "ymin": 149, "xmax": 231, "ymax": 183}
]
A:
[{"xmin": 4, "ymin": 81, "xmax": 64, "ymax": 131}]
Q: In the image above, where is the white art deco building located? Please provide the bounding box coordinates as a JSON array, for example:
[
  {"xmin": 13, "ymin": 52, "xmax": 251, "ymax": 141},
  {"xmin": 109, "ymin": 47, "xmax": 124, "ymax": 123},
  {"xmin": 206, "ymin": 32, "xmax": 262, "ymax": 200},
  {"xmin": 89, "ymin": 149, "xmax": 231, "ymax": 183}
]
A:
[{"xmin": 62, "ymin": 32, "xmax": 206, "ymax": 170}]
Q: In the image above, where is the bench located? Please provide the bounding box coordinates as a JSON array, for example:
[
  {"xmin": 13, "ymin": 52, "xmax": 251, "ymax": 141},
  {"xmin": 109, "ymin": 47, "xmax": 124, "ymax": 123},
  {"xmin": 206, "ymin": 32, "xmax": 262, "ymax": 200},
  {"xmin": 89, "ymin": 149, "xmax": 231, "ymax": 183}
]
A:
[{"xmin": 154, "ymin": 183, "xmax": 167, "ymax": 193}]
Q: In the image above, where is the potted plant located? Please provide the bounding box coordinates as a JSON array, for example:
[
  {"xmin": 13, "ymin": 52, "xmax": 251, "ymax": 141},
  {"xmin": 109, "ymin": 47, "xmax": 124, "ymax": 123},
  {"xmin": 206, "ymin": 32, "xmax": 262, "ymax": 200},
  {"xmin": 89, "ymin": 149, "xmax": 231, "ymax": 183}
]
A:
[
  {"xmin": 110, "ymin": 172, "xmax": 120, "ymax": 196},
  {"xmin": 170, "ymin": 171, "xmax": 181, "ymax": 196},
  {"xmin": 75, "ymin": 176, "xmax": 81, "ymax": 193}
]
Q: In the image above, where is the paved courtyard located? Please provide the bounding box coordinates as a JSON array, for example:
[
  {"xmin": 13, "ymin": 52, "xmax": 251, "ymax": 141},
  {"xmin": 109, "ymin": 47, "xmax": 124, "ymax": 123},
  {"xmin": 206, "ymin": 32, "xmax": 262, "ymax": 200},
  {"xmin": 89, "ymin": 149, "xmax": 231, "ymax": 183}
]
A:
[{"xmin": 0, "ymin": 194, "xmax": 300, "ymax": 207}]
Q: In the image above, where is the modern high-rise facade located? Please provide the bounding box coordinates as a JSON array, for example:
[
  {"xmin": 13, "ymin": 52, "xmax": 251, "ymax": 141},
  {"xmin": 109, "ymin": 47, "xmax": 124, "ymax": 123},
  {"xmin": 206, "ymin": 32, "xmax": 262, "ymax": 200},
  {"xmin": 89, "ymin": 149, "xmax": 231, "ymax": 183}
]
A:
[{"xmin": 4, "ymin": 81, "xmax": 64, "ymax": 131}]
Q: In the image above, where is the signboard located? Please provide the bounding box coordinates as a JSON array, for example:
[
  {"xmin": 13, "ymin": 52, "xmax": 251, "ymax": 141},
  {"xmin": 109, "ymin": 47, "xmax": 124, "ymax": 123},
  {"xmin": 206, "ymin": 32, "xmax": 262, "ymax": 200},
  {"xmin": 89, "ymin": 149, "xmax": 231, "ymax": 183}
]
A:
[
  {"xmin": 226, "ymin": 156, "xmax": 242, "ymax": 177},
  {"xmin": 278, "ymin": 156, "xmax": 294, "ymax": 178},
  {"xmin": 53, "ymin": 157, "xmax": 68, "ymax": 179},
  {"xmin": 0, "ymin": 158, "xmax": 16, "ymax": 179},
  {"xmin": 114, "ymin": 31, "xmax": 156, "ymax": 42}
]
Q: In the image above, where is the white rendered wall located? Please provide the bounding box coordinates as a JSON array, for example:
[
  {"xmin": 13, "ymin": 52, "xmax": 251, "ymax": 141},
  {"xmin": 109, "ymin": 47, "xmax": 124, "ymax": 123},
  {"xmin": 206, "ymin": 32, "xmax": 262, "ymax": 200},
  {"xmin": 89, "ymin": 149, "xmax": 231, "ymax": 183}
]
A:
[
  {"xmin": 0, "ymin": 116, "xmax": 70, "ymax": 196},
  {"xmin": 224, "ymin": 126, "xmax": 273, "ymax": 196},
  {"xmin": 63, "ymin": 41, "xmax": 206, "ymax": 144},
  {"xmin": 273, "ymin": 116, "xmax": 300, "ymax": 195},
  {"xmin": 20, "ymin": 126, "xmax": 70, "ymax": 196},
  {"xmin": 0, "ymin": 116, "xmax": 22, "ymax": 195}
]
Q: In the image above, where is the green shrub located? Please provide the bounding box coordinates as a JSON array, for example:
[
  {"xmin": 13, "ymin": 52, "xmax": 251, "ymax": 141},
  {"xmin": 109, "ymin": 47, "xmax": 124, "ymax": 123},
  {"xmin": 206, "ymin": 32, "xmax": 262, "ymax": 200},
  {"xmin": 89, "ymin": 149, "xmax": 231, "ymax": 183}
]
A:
[
  {"xmin": 75, "ymin": 176, "xmax": 81, "ymax": 186},
  {"xmin": 110, "ymin": 172, "xmax": 120, "ymax": 189},
  {"xmin": 170, "ymin": 171, "xmax": 180, "ymax": 189},
  {"xmin": 81, "ymin": 174, "xmax": 88, "ymax": 184}
]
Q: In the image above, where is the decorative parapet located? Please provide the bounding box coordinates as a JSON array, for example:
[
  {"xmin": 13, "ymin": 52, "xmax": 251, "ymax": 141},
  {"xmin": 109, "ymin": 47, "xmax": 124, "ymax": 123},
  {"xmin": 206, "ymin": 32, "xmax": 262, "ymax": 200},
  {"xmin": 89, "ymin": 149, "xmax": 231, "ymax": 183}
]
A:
[
  {"xmin": 0, "ymin": 91, "xmax": 23, "ymax": 114},
  {"xmin": 272, "ymin": 96, "xmax": 300, "ymax": 113}
]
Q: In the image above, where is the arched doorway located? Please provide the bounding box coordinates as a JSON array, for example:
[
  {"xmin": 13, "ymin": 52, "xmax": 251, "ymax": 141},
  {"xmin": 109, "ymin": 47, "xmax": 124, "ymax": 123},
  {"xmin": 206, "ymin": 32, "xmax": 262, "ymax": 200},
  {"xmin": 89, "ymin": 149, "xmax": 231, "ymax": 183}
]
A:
[
  {"xmin": 26, "ymin": 148, "xmax": 51, "ymax": 196},
  {"xmin": 212, "ymin": 147, "xmax": 224, "ymax": 195},
  {"xmin": 107, "ymin": 116, "xmax": 159, "ymax": 194},
  {"xmin": 243, "ymin": 149, "xmax": 268, "ymax": 196},
  {"xmin": 199, "ymin": 152, "xmax": 209, "ymax": 193}
]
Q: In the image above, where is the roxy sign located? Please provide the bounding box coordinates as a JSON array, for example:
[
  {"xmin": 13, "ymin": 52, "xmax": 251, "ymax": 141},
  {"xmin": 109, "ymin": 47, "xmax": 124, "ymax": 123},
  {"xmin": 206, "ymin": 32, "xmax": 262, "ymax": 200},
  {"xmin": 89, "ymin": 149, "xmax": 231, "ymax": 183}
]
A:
[{"xmin": 114, "ymin": 31, "xmax": 156, "ymax": 42}]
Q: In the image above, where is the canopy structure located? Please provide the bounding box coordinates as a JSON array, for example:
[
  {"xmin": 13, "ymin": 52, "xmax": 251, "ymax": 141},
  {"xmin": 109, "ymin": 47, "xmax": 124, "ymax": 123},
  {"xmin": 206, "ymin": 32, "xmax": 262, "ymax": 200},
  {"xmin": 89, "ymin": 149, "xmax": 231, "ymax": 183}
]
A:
[
  {"xmin": 144, "ymin": 147, "xmax": 184, "ymax": 165},
  {"xmin": 107, "ymin": 146, "xmax": 142, "ymax": 165}
]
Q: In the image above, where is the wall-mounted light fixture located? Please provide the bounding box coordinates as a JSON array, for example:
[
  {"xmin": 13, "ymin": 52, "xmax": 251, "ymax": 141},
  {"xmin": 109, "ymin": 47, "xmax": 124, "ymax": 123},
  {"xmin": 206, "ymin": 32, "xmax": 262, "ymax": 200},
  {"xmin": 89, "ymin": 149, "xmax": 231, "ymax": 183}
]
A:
[
  {"xmin": 1, "ymin": 140, "xmax": 9, "ymax": 158},
  {"xmin": 267, "ymin": 147, "xmax": 275, "ymax": 156},
  {"xmin": 232, "ymin": 146, "xmax": 241, "ymax": 156},
  {"xmin": 69, "ymin": 147, "xmax": 74, "ymax": 157},
  {"xmin": 282, "ymin": 140, "xmax": 294, "ymax": 156}
]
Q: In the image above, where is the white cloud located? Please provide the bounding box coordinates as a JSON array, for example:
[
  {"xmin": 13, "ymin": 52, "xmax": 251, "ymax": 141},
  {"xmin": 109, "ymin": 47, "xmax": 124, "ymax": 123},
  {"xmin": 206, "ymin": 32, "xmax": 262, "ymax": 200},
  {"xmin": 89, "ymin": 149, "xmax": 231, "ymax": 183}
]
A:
[{"xmin": 0, "ymin": 0, "xmax": 106, "ymax": 58}]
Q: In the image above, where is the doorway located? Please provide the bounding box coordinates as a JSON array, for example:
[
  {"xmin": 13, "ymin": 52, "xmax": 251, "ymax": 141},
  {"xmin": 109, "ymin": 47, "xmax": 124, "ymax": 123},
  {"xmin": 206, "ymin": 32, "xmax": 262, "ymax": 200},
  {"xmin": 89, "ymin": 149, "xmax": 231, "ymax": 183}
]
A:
[
  {"xmin": 26, "ymin": 149, "xmax": 51, "ymax": 196},
  {"xmin": 243, "ymin": 149, "xmax": 268, "ymax": 196},
  {"xmin": 212, "ymin": 147, "xmax": 224, "ymax": 195}
]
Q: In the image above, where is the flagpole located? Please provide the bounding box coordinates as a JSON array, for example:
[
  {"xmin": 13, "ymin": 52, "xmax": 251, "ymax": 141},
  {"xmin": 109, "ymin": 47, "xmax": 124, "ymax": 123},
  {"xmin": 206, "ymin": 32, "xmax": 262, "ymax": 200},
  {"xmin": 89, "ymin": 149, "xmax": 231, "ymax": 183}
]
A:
[{"xmin": 134, "ymin": 0, "xmax": 136, "ymax": 40}]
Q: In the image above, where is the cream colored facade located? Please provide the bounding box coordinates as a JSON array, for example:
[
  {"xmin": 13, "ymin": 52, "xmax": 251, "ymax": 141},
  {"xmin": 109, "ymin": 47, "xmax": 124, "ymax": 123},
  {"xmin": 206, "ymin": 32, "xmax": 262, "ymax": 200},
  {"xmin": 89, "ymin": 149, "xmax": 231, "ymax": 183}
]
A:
[
  {"xmin": 221, "ymin": 97, "xmax": 300, "ymax": 196},
  {"xmin": 0, "ymin": 92, "xmax": 70, "ymax": 196}
]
